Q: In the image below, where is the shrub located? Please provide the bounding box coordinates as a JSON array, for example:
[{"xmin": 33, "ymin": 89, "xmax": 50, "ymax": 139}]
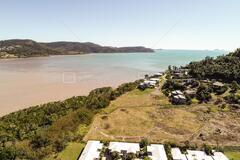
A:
[
  {"xmin": 86, "ymin": 87, "xmax": 113, "ymax": 109},
  {"xmin": 214, "ymin": 85, "xmax": 228, "ymax": 95},
  {"xmin": 196, "ymin": 84, "xmax": 212, "ymax": 103}
]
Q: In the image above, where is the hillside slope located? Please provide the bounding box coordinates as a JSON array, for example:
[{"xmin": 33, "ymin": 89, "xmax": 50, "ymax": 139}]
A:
[
  {"xmin": 43, "ymin": 41, "xmax": 154, "ymax": 54},
  {"xmin": 0, "ymin": 39, "xmax": 61, "ymax": 58}
]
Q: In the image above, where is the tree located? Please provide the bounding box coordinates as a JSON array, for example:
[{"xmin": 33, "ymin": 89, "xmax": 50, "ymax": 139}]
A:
[
  {"xmin": 0, "ymin": 146, "xmax": 17, "ymax": 160},
  {"xmin": 140, "ymin": 138, "xmax": 149, "ymax": 149},
  {"xmin": 125, "ymin": 153, "xmax": 136, "ymax": 160},
  {"xmin": 230, "ymin": 81, "xmax": 240, "ymax": 93},
  {"xmin": 30, "ymin": 134, "xmax": 50, "ymax": 149},
  {"xmin": 196, "ymin": 84, "xmax": 212, "ymax": 103},
  {"xmin": 202, "ymin": 144, "xmax": 213, "ymax": 155},
  {"xmin": 111, "ymin": 151, "xmax": 120, "ymax": 160}
]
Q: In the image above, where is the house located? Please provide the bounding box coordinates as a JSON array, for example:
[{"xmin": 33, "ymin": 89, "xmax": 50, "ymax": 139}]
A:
[
  {"xmin": 186, "ymin": 150, "xmax": 214, "ymax": 160},
  {"xmin": 150, "ymin": 78, "xmax": 160, "ymax": 82},
  {"xmin": 171, "ymin": 90, "xmax": 186, "ymax": 104},
  {"xmin": 172, "ymin": 68, "xmax": 189, "ymax": 78},
  {"xmin": 152, "ymin": 72, "xmax": 164, "ymax": 78},
  {"xmin": 172, "ymin": 95, "xmax": 187, "ymax": 104},
  {"xmin": 138, "ymin": 82, "xmax": 148, "ymax": 90},
  {"xmin": 108, "ymin": 142, "xmax": 140, "ymax": 155},
  {"xmin": 171, "ymin": 90, "xmax": 184, "ymax": 96},
  {"xmin": 144, "ymin": 80, "xmax": 157, "ymax": 88},
  {"xmin": 79, "ymin": 140, "xmax": 103, "ymax": 160},
  {"xmin": 213, "ymin": 82, "xmax": 224, "ymax": 89},
  {"xmin": 171, "ymin": 148, "xmax": 187, "ymax": 160},
  {"xmin": 185, "ymin": 89, "xmax": 196, "ymax": 97},
  {"xmin": 147, "ymin": 144, "xmax": 168, "ymax": 160}
]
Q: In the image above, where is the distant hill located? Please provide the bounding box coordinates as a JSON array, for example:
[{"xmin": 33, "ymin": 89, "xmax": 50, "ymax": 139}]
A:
[
  {"xmin": 0, "ymin": 39, "xmax": 154, "ymax": 58},
  {"xmin": 0, "ymin": 39, "xmax": 61, "ymax": 58},
  {"xmin": 42, "ymin": 41, "xmax": 154, "ymax": 54}
]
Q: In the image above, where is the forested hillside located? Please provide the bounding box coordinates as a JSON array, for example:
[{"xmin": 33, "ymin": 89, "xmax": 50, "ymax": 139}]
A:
[
  {"xmin": 0, "ymin": 39, "xmax": 154, "ymax": 58},
  {"xmin": 188, "ymin": 48, "xmax": 240, "ymax": 82}
]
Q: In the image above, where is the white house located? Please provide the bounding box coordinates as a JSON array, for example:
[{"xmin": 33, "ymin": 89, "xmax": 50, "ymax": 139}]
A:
[
  {"xmin": 79, "ymin": 141, "xmax": 103, "ymax": 160},
  {"xmin": 109, "ymin": 142, "xmax": 140, "ymax": 154},
  {"xmin": 186, "ymin": 150, "xmax": 214, "ymax": 160},
  {"xmin": 147, "ymin": 144, "xmax": 168, "ymax": 160},
  {"xmin": 171, "ymin": 148, "xmax": 187, "ymax": 160}
]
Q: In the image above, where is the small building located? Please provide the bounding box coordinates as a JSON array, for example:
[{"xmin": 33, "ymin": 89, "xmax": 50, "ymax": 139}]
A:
[
  {"xmin": 152, "ymin": 72, "xmax": 164, "ymax": 78},
  {"xmin": 171, "ymin": 148, "xmax": 187, "ymax": 160},
  {"xmin": 185, "ymin": 89, "xmax": 196, "ymax": 97},
  {"xmin": 213, "ymin": 82, "xmax": 224, "ymax": 89},
  {"xmin": 147, "ymin": 144, "xmax": 168, "ymax": 160},
  {"xmin": 171, "ymin": 90, "xmax": 184, "ymax": 96},
  {"xmin": 138, "ymin": 82, "xmax": 148, "ymax": 90},
  {"xmin": 144, "ymin": 80, "xmax": 157, "ymax": 88},
  {"xmin": 172, "ymin": 95, "xmax": 187, "ymax": 104},
  {"xmin": 109, "ymin": 142, "xmax": 140, "ymax": 155},
  {"xmin": 79, "ymin": 140, "xmax": 103, "ymax": 160},
  {"xmin": 150, "ymin": 78, "xmax": 160, "ymax": 82}
]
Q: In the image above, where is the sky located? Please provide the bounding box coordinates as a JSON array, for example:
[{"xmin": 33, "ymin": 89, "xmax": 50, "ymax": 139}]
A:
[{"xmin": 0, "ymin": 0, "xmax": 240, "ymax": 50}]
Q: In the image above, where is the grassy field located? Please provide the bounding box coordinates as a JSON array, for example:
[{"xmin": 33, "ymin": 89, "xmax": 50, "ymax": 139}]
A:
[
  {"xmin": 84, "ymin": 87, "xmax": 206, "ymax": 144},
  {"xmin": 57, "ymin": 142, "xmax": 85, "ymax": 160},
  {"xmin": 84, "ymin": 80, "xmax": 240, "ymax": 147}
]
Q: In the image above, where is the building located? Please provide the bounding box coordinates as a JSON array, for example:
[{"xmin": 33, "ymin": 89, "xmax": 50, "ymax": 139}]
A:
[
  {"xmin": 171, "ymin": 148, "xmax": 187, "ymax": 160},
  {"xmin": 171, "ymin": 90, "xmax": 187, "ymax": 104},
  {"xmin": 79, "ymin": 141, "xmax": 103, "ymax": 160},
  {"xmin": 185, "ymin": 89, "xmax": 196, "ymax": 97},
  {"xmin": 108, "ymin": 142, "xmax": 140, "ymax": 155},
  {"xmin": 171, "ymin": 90, "xmax": 184, "ymax": 96},
  {"xmin": 150, "ymin": 78, "xmax": 160, "ymax": 82},
  {"xmin": 152, "ymin": 72, "xmax": 164, "ymax": 78},
  {"xmin": 147, "ymin": 144, "xmax": 168, "ymax": 160},
  {"xmin": 213, "ymin": 82, "xmax": 224, "ymax": 89},
  {"xmin": 186, "ymin": 150, "xmax": 214, "ymax": 160}
]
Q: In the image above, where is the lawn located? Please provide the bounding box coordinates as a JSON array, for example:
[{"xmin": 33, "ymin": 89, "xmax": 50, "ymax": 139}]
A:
[
  {"xmin": 57, "ymin": 142, "xmax": 85, "ymax": 160},
  {"xmin": 225, "ymin": 151, "xmax": 240, "ymax": 160},
  {"xmin": 83, "ymin": 86, "xmax": 204, "ymax": 144}
]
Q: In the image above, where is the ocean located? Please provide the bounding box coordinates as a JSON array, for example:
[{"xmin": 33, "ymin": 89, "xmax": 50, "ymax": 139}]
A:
[{"xmin": 0, "ymin": 49, "xmax": 227, "ymax": 116}]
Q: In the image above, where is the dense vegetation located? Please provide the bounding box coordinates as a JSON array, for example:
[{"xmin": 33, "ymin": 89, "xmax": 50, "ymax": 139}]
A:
[
  {"xmin": 0, "ymin": 39, "xmax": 154, "ymax": 58},
  {"xmin": 43, "ymin": 42, "xmax": 154, "ymax": 54},
  {"xmin": 0, "ymin": 80, "xmax": 140, "ymax": 159},
  {"xmin": 188, "ymin": 48, "xmax": 240, "ymax": 82},
  {"xmin": 0, "ymin": 39, "xmax": 60, "ymax": 58}
]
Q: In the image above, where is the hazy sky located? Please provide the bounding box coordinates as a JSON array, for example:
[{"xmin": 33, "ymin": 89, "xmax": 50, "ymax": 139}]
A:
[{"xmin": 1, "ymin": 0, "xmax": 240, "ymax": 50}]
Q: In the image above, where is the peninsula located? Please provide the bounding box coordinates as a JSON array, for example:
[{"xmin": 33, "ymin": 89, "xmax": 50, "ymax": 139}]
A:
[{"xmin": 0, "ymin": 39, "xmax": 154, "ymax": 59}]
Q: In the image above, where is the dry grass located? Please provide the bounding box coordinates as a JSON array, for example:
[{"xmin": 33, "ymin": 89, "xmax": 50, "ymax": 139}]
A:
[
  {"xmin": 84, "ymin": 86, "xmax": 204, "ymax": 144},
  {"xmin": 83, "ymin": 80, "xmax": 240, "ymax": 147}
]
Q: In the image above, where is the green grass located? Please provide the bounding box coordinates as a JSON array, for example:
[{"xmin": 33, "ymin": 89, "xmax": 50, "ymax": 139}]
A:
[
  {"xmin": 225, "ymin": 151, "xmax": 240, "ymax": 160},
  {"xmin": 57, "ymin": 142, "xmax": 85, "ymax": 160}
]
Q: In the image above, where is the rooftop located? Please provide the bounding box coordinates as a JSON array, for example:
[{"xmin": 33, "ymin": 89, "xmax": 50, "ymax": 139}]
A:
[
  {"xmin": 171, "ymin": 148, "xmax": 187, "ymax": 160},
  {"xmin": 109, "ymin": 142, "xmax": 140, "ymax": 153},
  {"xmin": 147, "ymin": 144, "xmax": 168, "ymax": 160},
  {"xmin": 78, "ymin": 140, "xmax": 103, "ymax": 160}
]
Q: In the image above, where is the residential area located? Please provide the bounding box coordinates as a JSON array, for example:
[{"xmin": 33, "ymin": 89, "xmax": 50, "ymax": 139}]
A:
[{"xmin": 78, "ymin": 140, "xmax": 229, "ymax": 160}]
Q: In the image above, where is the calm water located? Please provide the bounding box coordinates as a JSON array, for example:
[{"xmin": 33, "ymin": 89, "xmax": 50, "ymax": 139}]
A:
[
  {"xmin": 0, "ymin": 49, "xmax": 227, "ymax": 116},
  {"xmin": 0, "ymin": 49, "xmax": 226, "ymax": 73}
]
